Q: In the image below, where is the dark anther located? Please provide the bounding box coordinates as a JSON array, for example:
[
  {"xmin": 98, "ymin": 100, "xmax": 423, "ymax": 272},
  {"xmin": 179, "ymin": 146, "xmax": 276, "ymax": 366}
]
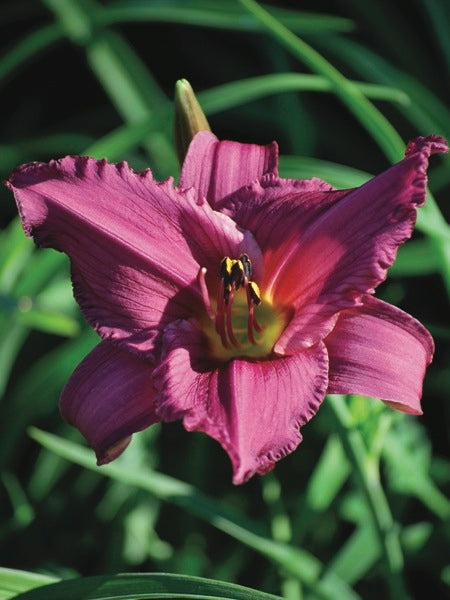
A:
[
  {"xmin": 239, "ymin": 253, "xmax": 252, "ymax": 280},
  {"xmin": 230, "ymin": 260, "xmax": 245, "ymax": 289}
]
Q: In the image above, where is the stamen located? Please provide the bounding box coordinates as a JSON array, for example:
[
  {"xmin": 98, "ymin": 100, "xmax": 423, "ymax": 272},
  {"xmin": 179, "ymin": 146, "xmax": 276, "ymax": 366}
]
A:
[
  {"xmin": 215, "ymin": 254, "xmax": 264, "ymax": 351},
  {"xmin": 240, "ymin": 253, "xmax": 252, "ymax": 280},
  {"xmin": 247, "ymin": 281, "xmax": 264, "ymax": 332},
  {"xmin": 244, "ymin": 278, "xmax": 264, "ymax": 345},
  {"xmin": 230, "ymin": 259, "xmax": 245, "ymax": 290},
  {"xmin": 198, "ymin": 267, "xmax": 215, "ymax": 321},
  {"xmin": 215, "ymin": 278, "xmax": 229, "ymax": 348},
  {"xmin": 226, "ymin": 287, "xmax": 241, "ymax": 349}
]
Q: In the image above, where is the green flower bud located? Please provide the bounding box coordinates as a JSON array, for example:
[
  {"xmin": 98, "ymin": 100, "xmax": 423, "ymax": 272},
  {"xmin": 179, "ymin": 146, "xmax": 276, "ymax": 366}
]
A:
[{"xmin": 174, "ymin": 79, "xmax": 211, "ymax": 164}]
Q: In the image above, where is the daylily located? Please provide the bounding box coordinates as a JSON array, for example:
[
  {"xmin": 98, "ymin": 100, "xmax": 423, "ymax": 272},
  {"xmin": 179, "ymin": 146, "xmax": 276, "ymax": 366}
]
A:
[{"xmin": 7, "ymin": 132, "xmax": 447, "ymax": 484}]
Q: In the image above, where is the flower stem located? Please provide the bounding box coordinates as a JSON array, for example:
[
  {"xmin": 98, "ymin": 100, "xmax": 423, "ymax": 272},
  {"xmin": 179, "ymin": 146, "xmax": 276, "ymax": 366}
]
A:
[{"xmin": 327, "ymin": 395, "xmax": 410, "ymax": 600}]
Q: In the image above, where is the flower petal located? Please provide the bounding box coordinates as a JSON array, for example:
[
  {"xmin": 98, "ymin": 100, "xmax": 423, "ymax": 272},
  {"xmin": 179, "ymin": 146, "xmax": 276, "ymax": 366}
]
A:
[
  {"xmin": 325, "ymin": 295, "xmax": 434, "ymax": 414},
  {"xmin": 153, "ymin": 320, "xmax": 329, "ymax": 484},
  {"xmin": 60, "ymin": 340, "xmax": 158, "ymax": 463},
  {"xmin": 7, "ymin": 156, "xmax": 259, "ymax": 357},
  {"xmin": 179, "ymin": 130, "xmax": 279, "ymax": 207},
  {"xmin": 222, "ymin": 135, "xmax": 448, "ymax": 350}
]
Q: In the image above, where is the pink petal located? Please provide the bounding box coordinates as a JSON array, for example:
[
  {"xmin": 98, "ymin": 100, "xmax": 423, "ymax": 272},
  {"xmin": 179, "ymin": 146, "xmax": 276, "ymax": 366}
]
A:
[
  {"xmin": 7, "ymin": 156, "xmax": 260, "ymax": 357},
  {"xmin": 60, "ymin": 341, "xmax": 159, "ymax": 463},
  {"xmin": 222, "ymin": 135, "xmax": 447, "ymax": 351},
  {"xmin": 179, "ymin": 130, "xmax": 279, "ymax": 207},
  {"xmin": 153, "ymin": 320, "xmax": 329, "ymax": 484},
  {"xmin": 325, "ymin": 295, "xmax": 434, "ymax": 414}
]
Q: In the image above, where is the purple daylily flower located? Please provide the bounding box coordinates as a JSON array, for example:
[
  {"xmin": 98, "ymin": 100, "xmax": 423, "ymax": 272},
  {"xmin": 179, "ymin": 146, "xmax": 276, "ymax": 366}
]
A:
[{"xmin": 6, "ymin": 132, "xmax": 448, "ymax": 484}]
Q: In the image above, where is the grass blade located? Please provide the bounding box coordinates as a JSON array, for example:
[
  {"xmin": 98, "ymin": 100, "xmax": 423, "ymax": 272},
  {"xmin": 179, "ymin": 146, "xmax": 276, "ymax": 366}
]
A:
[
  {"xmin": 238, "ymin": 0, "xmax": 404, "ymax": 162},
  {"xmin": 0, "ymin": 568, "xmax": 58, "ymax": 600},
  {"xmin": 12, "ymin": 572, "xmax": 281, "ymax": 600},
  {"xmin": 98, "ymin": 1, "xmax": 355, "ymax": 34},
  {"xmin": 0, "ymin": 24, "xmax": 61, "ymax": 87},
  {"xmin": 29, "ymin": 428, "xmax": 361, "ymax": 600}
]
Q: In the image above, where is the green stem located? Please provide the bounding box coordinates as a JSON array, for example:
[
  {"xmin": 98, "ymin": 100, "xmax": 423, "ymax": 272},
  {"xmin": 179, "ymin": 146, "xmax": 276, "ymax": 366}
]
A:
[{"xmin": 327, "ymin": 395, "xmax": 410, "ymax": 600}]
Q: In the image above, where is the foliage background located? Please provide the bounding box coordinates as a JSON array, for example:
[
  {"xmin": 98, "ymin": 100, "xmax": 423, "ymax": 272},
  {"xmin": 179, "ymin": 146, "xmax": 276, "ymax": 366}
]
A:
[{"xmin": 0, "ymin": 1, "xmax": 449, "ymax": 599}]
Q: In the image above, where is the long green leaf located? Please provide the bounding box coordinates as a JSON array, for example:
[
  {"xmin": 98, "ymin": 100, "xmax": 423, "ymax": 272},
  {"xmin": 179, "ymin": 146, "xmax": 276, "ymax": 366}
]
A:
[
  {"xmin": 0, "ymin": 330, "xmax": 97, "ymax": 466},
  {"xmin": 416, "ymin": 0, "xmax": 450, "ymax": 73},
  {"xmin": 29, "ymin": 428, "xmax": 361, "ymax": 600},
  {"xmin": 42, "ymin": 0, "xmax": 177, "ymax": 178},
  {"xmin": 0, "ymin": 240, "xmax": 75, "ymax": 398},
  {"xmin": 0, "ymin": 219, "xmax": 33, "ymax": 293},
  {"xmin": 98, "ymin": 1, "xmax": 354, "ymax": 34},
  {"xmin": 278, "ymin": 155, "xmax": 370, "ymax": 187},
  {"xmin": 317, "ymin": 36, "xmax": 450, "ymax": 137},
  {"xmin": 198, "ymin": 73, "xmax": 409, "ymax": 114},
  {"xmin": 382, "ymin": 429, "xmax": 450, "ymax": 520},
  {"xmin": 315, "ymin": 35, "xmax": 450, "ymax": 192},
  {"xmin": 0, "ymin": 568, "xmax": 58, "ymax": 600},
  {"xmin": 238, "ymin": 0, "xmax": 404, "ymax": 162},
  {"xmin": 12, "ymin": 572, "xmax": 281, "ymax": 600},
  {"xmin": 389, "ymin": 239, "xmax": 440, "ymax": 277},
  {"xmin": 0, "ymin": 2, "xmax": 353, "ymax": 90},
  {"xmin": 0, "ymin": 24, "xmax": 61, "ymax": 86},
  {"xmin": 326, "ymin": 523, "xmax": 380, "ymax": 585},
  {"xmin": 305, "ymin": 435, "xmax": 351, "ymax": 512},
  {"xmin": 327, "ymin": 396, "xmax": 409, "ymax": 599},
  {"xmin": 85, "ymin": 72, "xmax": 408, "ymax": 162},
  {"xmin": 238, "ymin": 0, "xmax": 450, "ymax": 298}
]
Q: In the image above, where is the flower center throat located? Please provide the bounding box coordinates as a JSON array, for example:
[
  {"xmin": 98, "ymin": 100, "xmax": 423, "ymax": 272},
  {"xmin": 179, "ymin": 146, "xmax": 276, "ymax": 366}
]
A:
[{"xmin": 198, "ymin": 254, "xmax": 286, "ymax": 361}]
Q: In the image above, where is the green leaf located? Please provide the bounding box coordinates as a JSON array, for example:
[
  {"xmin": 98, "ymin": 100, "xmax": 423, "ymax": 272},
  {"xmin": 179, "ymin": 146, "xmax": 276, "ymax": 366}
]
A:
[
  {"xmin": 0, "ymin": 330, "xmax": 97, "ymax": 467},
  {"xmin": 85, "ymin": 73, "xmax": 407, "ymax": 164},
  {"xmin": 12, "ymin": 572, "xmax": 281, "ymax": 600},
  {"xmin": 42, "ymin": 0, "xmax": 177, "ymax": 178},
  {"xmin": 326, "ymin": 395, "xmax": 407, "ymax": 597},
  {"xmin": 0, "ymin": 25, "xmax": 61, "ymax": 87},
  {"xmin": 14, "ymin": 307, "xmax": 79, "ymax": 337},
  {"xmin": 238, "ymin": 0, "xmax": 404, "ymax": 162},
  {"xmin": 0, "ymin": 568, "xmax": 58, "ymax": 600},
  {"xmin": 97, "ymin": 1, "xmax": 355, "ymax": 34},
  {"xmin": 382, "ymin": 421, "xmax": 450, "ymax": 520},
  {"xmin": 389, "ymin": 239, "xmax": 440, "ymax": 277},
  {"xmin": 401, "ymin": 522, "xmax": 433, "ymax": 554},
  {"xmin": 319, "ymin": 35, "xmax": 450, "ymax": 137},
  {"xmin": 0, "ymin": 242, "xmax": 76, "ymax": 397},
  {"xmin": 0, "ymin": 318, "xmax": 27, "ymax": 401},
  {"xmin": 278, "ymin": 155, "xmax": 370, "ymax": 188},
  {"xmin": 29, "ymin": 428, "xmax": 361, "ymax": 600},
  {"xmin": 305, "ymin": 435, "xmax": 351, "ymax": 512},
  {"xmin": 198, "ymin": 74, "xmax": 410, "ymax": 114},
  {"xmin": 326, "ymin": 523, "xmax": 380, "ymax": 585},
  {"xmin": 0, "ymin": 472, "xmax": 34, "ymax": 536},
  {"xmin": 0, "ymin": 219, "xmax": 34, "ymax": 293},
  {"xmin": 238, "ymin": 0, "xmax": 450, "ymax": 299},
  {"xmin": 0, "ymin": 133, "xmax": 93, "ymax": 173},
  {"xmin": 423, "ymin": 0, "xmax": 450, "ymax": 73}
]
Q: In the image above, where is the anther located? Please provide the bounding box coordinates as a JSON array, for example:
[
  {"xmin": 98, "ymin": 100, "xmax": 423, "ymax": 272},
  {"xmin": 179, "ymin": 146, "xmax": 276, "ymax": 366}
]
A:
[{"xmin": 216, "ymin": 254, "xmax": 264, "ymax": 349}]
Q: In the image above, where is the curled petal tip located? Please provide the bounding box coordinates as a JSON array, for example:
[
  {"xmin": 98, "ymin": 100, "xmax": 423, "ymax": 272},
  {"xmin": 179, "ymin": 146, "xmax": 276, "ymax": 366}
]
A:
[
  {"xmin": 405, "ymin": 135, "xmax": 448, "ymax": 158},
  {"xmin": 97, "ymin": 436, "xmax": 132, "ymax": 465}
]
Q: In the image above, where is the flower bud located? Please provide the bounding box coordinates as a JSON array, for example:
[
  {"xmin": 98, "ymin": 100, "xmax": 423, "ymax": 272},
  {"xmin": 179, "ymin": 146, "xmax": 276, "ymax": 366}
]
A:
[{"xmin": 174, "ymin": 79, "xmax": 211, "ymax": 164}]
